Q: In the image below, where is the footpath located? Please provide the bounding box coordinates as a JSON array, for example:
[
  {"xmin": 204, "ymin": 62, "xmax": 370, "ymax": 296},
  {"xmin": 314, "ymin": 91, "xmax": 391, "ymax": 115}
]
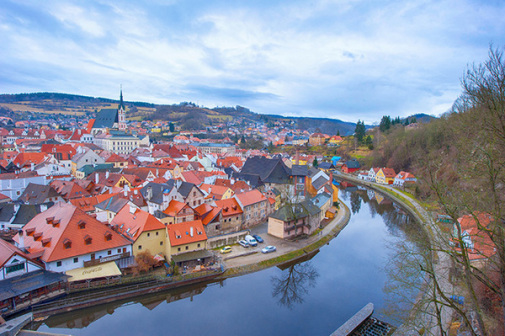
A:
[{"xmin": 337, "ymin": 173, "xmax": 454, "ymax": 336}]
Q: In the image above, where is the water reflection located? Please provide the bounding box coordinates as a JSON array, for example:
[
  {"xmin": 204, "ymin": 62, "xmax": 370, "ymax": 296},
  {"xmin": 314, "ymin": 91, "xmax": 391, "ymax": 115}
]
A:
[
  {"xmin": 33, "ymin": 282, "xmax": 211, "ymax": 331},
  {"xmin": 271, "ymin": 260, "xmax": 319, "ymax": 310}
]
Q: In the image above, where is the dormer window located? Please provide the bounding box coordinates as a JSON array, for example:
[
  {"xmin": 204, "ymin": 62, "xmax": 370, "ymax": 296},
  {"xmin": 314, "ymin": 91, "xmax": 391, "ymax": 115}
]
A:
[
  {"xmin": 46, "ymin": 216, "xmax": 55, "ymax": 224},
  {"xmin": 63, "ymin": 238, "xmax": 72, "ymax": 249},
  {"xmin": 26, "ymin": 228, "xmax": 35, "ymax": 236},
  {"xmin": 84, "ymin": 235, "xmax": 92, "ymax": 245},
  {"xmin": 104, "ymin": 231, "xmax": 112, "ymax": 241},
  {"xmin": 78, "ymin": 220, "xmax": 86, "ymax": 229},
  {"xmin": 33, "ymin": 232, "xmax": 42, "ymax": 241},
  {"xmin": 42, "ymin": 237, "xmax": 52, "ymax": 247}
]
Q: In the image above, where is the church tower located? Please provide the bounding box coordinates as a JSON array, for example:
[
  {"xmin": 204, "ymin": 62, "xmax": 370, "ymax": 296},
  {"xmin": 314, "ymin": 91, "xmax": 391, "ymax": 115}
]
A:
[{"xmin": 118, "ymin": 87, "xmax": 127, "ymax": 131}]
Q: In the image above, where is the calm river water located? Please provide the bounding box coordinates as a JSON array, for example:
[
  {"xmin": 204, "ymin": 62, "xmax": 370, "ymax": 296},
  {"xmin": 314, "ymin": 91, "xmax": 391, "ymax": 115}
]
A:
[{"xmin": 34, "ymin": 184, "xmax": 420, "ymax": 336}]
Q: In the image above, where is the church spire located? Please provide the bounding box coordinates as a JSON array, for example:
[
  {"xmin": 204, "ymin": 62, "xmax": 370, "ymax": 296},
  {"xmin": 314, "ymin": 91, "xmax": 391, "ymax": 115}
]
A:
[{"xmin": 118, "ymin": 85, "xmax": 125, "ymax": 111}]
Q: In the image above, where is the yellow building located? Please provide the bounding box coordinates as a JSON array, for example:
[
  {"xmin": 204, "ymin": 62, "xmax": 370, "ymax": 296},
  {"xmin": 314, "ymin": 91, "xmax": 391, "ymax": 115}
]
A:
[
  {"xmin": 111, "ymin": 206, "xmax": 167, "ymax": 257},
  {"xmin": 165, "ymin": 220, "xmax": 208, "ymax": 264}
]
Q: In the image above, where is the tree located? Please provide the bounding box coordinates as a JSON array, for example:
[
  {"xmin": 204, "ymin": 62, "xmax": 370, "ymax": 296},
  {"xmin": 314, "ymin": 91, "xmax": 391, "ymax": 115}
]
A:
[
  {"xmin": 169, "ymin": 122, "xmax": 175, "ymax": 132},
  {"xmin": 354, "ymin": 120, "xmax": 366, "ymax": 143},
  {"xmin": 312, "ymin": 157, "xmax": 318, "ymax": 168},
  {"xmin": 379, "ymin": 115, "xmax": 392, "ymax": 132}
]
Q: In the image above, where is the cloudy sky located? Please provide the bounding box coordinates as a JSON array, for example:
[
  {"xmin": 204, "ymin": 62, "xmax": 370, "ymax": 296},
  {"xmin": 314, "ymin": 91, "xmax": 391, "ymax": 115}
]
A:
[{"xmin": 1, "ymin": 0, "xmax": 504, "ymax": 123}]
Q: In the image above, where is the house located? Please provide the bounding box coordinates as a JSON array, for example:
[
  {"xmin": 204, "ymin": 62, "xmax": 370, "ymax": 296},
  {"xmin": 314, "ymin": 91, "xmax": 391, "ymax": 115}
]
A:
[
  {"xmin": 71, "ymin": 149, "xmax": 106, "ymax": 176},
  {"xmin": 214, "ymin": 198, "xmax": 244, "ymax": 234},
  {"xmin": 328, "ymin": 135, "xmax": 343, "ymax": 145},
  {"xmin": 200, "ymin": 183, "xmax": 234, "ymax": 202},
  {"xmin": 291, "ymin": 164, "xmax": 308, "ymax": 199},
  {"xmin": 95, "ymin": 195, "xmax": 131, "ymax": 223},
  {"xmin": 311, "ymin": 192, "xmax": 333, "ymax": 222},
  {"xmin": 393, "ymin": 171, "xmax": 417, "ymax": 187},
  {"xmin": 308, "ymin": 133, "xmax": 326, "ymax": 146},
  {"xmin": 367, "ymin": 168, "xmax": 380, "ymax": 182},
  {"xmin": 0, "ymin": 238, "xmax": 44, "ymax": 280},
  {"xmin": 341, "ymin": 159, "xmax": 361, "ymax": 174},
  {"xmin": 0, "ymin": 238, "xmax": 67, "ymax": 316},
  {"xmin": 19, "ymin": 183, "xmax": 64, "ymax": 205},
  {"xmin": 177, "ymin": 181, "xmax": 205, "ymax": 208},
  {"xmin": 268, "ymin": 200, "xmax": 321, "ymax": 239},
  {"xmin": 160, "ymin": 200, "xmax": 195, "ymax": 225},
  {"xmin": 50, "ymin": 180, "xmax": 91, "ymax": 201},
  {"xmin": 235, "ymin": 189, "xmax": 268, "ymax": 228},
  {"xmin": 13, "ymin": 202, "xmax": 132, "ymax": 272},
  {"xmin": 453, "ymin": 213, "xmax": 496, "ymax": 262},
  {"xmin": 0, "ymin": 171, "xmax": 46, "ymax": 201},
  {"xmin": 194, "ymin": 203, "xmax": 222, "ymax": 237},
  {"xmin": 376, "ymin": 168, "xmax": 396, "ymax": 185},
  {"xmin": 111, "ymin": 206, "xmax": 166, "ymax": 257},
  {"xmin": 140, "ymin": 181, "xmax": 177, "ymax": 214},
  {"xmin": 166, "ymin": 220, "xmax": 212, "ymax": 268},
  {"xmin": 236, "ymin": 156, "xmax": 291, "ymax": 189},
  {"xmin": 0, "ymin": 203, "xmax": 52, "ymax": 230}
]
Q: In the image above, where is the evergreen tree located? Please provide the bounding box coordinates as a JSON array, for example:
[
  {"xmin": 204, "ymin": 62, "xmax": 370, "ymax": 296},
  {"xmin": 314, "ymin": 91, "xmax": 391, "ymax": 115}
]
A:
[
  {"xmin": 312, "ymin": 157, "xmax": 318, "ymax": 167},
  {"xmin": 379, "ymin": 115, "xmax": 392, "ymax": 132},
  {"xmin": 354, "ymin": 120, "xmax": 366, "ymax": 143}
]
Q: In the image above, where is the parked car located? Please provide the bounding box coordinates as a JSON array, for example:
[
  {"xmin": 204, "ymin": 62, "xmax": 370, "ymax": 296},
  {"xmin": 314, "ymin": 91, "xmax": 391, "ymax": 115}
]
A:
[
  {"xmin": 245, "ymin": 235, "xmax": 258, "ymax": 247},
  {"xmin": 238, "ymin": 240, "xmax": 249, "ymax": 248},
  {"xmin": 220, "ymin": 246, "xmax": 232, "ymax": 254},
  {"xmin": 261, "ymin": 245, "xmax": 277, "ymax": 254},
  {"xmin": 252, "ymin": 234, "xmax": 264, "ymax": 243}
]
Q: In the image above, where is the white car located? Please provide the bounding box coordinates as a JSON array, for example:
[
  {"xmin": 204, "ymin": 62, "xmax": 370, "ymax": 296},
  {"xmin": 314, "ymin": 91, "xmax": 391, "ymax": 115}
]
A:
[
  {"xmin": 261, "ymin": 246, "xmax": 277, "ymax": 253},
  {"xmin": 238, "ymin": 240, "xmax": 249, "ymax": 248}
]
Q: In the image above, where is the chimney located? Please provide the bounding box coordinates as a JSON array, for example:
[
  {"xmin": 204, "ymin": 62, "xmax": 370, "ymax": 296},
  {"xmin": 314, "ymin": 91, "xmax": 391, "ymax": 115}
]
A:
[
  {"xmin": 95, "ymin": 172, "xmax": 99, "ymax": 184},
  {"xmin": 190, "ymin": 227, "xmax": 194, "ymax": 237},
  {"xmin": 105, "ymin": 171, "xmax": 110, "ymax": 179},
  {"xmin": 147, "ymin": 186, "xmax": 153, "ymax": 200},
  {"xmin": 17, "ymin": 229, "xmax": 24, "ymax": 249},
  {"xmin": 134, "ymin": 189, "xmax": 138, "ymax": 195},
  {"xmin": 31, "ymin": 163, "xmax": 35, "ymax": 171},
  {"xmin": 129, "ymin": 205, "xmax": 136, "ymax": 214},
  {"xmin": 40, "ymin": 204, "xmax": 48, "ymax": 212}
]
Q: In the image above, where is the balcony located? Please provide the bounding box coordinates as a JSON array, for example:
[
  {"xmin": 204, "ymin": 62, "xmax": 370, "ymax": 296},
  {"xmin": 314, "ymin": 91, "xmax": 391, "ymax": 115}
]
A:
[{"xmin": 83, "ymin": 252, "xmax": 130, "ymax": 267}]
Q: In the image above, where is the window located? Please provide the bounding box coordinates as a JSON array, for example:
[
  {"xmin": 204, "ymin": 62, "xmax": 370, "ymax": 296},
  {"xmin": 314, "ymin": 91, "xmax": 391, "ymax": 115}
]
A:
[
  {"xmin": 160, "ymin": 241, "xmax": 163, "ymax": 246},
  {"xmin": 117, "ymin": 249, "xmax": 121, "ymax": 253},
  {"xmin": 185, "ymin": 246, "xmax": 189, "ymax": 250},
  {"xmin": 138, "ymin": 245, "xmax": 142, "ymax": 250},
  {"xmin": 156, "ymin": 232, "xmax": 159, "ymax": 236},
  {"xmin": 108, "ymin": 250, "xmax": 112, "ymax": 255},
  {"xmin": 6, "ymin": 263, "xmax": 24, "ymax": 274},
  {"xmin": 197, "ymin": 243, "xmax": 200, "ymax": 248},
  {"xmin": 73, "ymin": 257, "xmax": 78, "ymax": 263},
  {"xmin": 147, "ymin": 232, "xmax": 150, "ymax": 237},
  {"xmin": 56, "ymin": 261, "xmax": 62, "ymax": 267},
  {"xmin": 178, "ymin": 247, "xmax": 181, "ymax": 252}
]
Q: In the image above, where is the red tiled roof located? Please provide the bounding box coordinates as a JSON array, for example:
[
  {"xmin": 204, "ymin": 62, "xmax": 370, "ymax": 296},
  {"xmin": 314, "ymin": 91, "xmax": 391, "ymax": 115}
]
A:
[
  {"xmin": 0, "ymin": 238, "xmax": 40, "ymax": 268},
  {"xmin": 235, "ymin": 189, "xmax": 266, "ymax": 207},
  {"xmin": 163, "ymin": 200, "xmax": 192, "ymax": 217},
  {"xmin": 111, "ymin": 207, "xmax": 165, "ymax": 241},
  {"xmin": 13, "ymin": 202, "xmax": 131, "ymax": 262},
  {"xmin": 166, "ymin": 220, "xmax": 207, "ymax": 246},
  {"xmin": 215, "ymin": 198, "xmax": 243, "ymax": 217}
]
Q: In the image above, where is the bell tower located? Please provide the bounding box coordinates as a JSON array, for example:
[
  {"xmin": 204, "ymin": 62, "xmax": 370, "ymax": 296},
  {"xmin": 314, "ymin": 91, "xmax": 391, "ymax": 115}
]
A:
[{"xmin": 118, "ymin": 86, "xmax": 126, "ymax": 131}]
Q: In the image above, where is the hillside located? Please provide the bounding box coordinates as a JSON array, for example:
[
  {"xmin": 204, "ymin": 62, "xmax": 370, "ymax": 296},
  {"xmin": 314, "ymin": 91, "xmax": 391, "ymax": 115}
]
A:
[{"xmin": 0, "ymin": 92, "xmax": 359, "ymax": 134}]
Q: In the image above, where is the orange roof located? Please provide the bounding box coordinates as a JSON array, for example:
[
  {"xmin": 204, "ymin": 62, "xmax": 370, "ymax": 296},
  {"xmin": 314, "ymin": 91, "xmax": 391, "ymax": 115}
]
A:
[
  {"xmin": 50, "ymin": 180, "xmax": 91, "ymax": 200},
  {"xmin": 193, "ymin": 203, "xmax": 221, "ymax": 226},
  {"xmin": 12, "ymin": 152, "xmax": 47, "ymax": 167},
  {"xmin": 235, "ymin": 189, "xmax": 266, "ymax": 207},
  {"xmin": 456, "ymin": 212, "xmax": 496, "ymax": 260},
  {"xmin": 13, "ymin": 202, "xmax": 131, "ymax": 262},
  {"xmin": 181, "ymin": 171, "xmax": 202, "ymax": 185},
  {"xmin": 199, "ymin": 184, "xmax": 231, "ymax": 200},
  {"xmin": 0, "ymin": 238, "xmax": 40, "ymax": 268},
  {"xmin": 166, "ymin": 220, "xmax": 207, "ymax": 246},
  {"xmin": 111, "ymin": 207, "xmax": 165, "ymax": 241},
  {"xmin": 380, "ymin": 168, "xmax": 396, "ymax": 178},
  {"xmin": 215, "ymin": 198, "xmax": 243, "ymax": 217},
  {"xmin": 163, "ymin": 200, "xmax": 192, "ymax": 217},
  {"xmin": 267, "ymin": 197, "xmax": 276, "ymax": 205}
]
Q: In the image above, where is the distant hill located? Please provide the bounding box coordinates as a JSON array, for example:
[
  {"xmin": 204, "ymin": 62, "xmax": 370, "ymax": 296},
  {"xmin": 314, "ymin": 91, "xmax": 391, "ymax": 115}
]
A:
[
  {"xmin": 0, "ymin": 92, "xmax": 358, "ymax": 134},
  {"xmin": 406, "ymin": 113, "xmax": 438, "ymax": 124}
]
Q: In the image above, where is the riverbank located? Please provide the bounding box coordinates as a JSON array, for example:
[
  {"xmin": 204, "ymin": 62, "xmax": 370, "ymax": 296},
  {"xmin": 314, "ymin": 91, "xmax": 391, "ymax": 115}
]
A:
[
  {"xmin": 219, "ymin": 199, "xmax": 352, "ymax": 279},
  {"xmin": 26, "ymin": 199, "xmax": 351, "ymax": 319}
]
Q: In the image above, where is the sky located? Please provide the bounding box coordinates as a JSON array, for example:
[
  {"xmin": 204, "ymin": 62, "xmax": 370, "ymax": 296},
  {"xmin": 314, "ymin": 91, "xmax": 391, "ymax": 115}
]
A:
[{"xmin": 1, "ymin": 0, "xmax": 504, "ymax": 124}]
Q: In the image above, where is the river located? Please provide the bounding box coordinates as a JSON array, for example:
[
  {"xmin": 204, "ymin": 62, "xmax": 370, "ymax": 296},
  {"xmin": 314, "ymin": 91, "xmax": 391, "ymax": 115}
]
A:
[{"xmin": 34, "ymin": 184, "xmax": 421, "ymax": 336}]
